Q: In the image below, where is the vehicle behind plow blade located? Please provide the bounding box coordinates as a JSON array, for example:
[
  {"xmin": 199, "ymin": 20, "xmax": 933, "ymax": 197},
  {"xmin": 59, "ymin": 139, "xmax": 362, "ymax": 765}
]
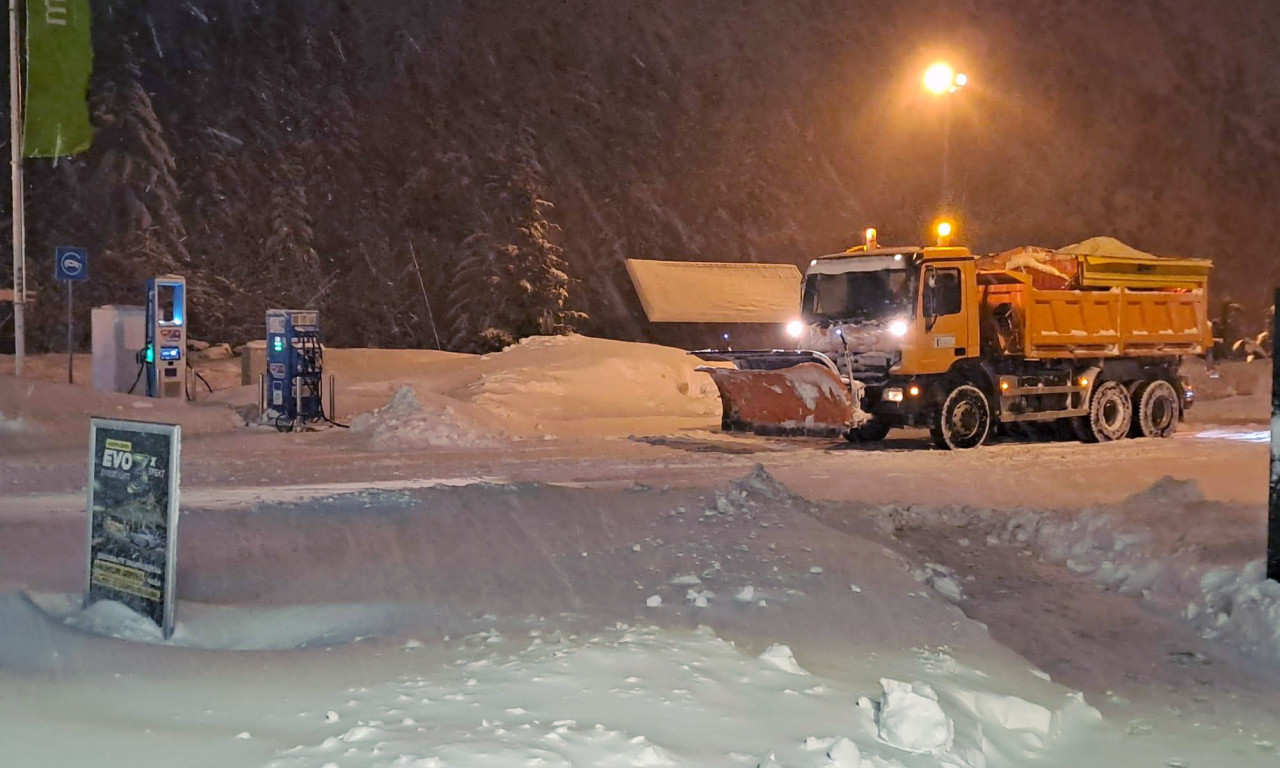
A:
[{"xmin": 694, "ymin": 351, "xmax": 866, "ymax": 437}]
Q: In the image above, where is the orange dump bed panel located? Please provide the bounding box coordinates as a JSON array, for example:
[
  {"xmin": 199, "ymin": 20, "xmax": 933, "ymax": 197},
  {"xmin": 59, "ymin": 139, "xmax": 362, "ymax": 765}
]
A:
[{"xmin": 980, "ymin": 283, "xmax": 1210, "ymax": 358}]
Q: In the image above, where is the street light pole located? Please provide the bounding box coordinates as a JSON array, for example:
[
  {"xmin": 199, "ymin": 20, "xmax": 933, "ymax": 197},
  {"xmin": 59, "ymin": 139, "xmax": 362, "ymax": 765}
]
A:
[{"xmin": 923, "ymin": 62, "xmax": 966, "ymax": 211}]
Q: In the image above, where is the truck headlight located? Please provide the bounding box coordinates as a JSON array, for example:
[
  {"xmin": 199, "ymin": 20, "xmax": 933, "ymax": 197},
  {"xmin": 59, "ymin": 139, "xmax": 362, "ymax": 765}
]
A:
[
  {"xmin": 888, "ymin": 319, "xmax": 909, "ymax": 337},
  {"xmin": 884, "ymin": 388, "xmax": 904, "ymax": 403},
  {"xmin": 786, "ymin": 320, "xmax": 804, "ymax": 339}
]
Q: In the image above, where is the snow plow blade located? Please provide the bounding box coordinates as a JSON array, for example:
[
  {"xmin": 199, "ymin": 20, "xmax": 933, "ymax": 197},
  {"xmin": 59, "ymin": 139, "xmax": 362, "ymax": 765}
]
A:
[{"xmin": 693, "ymin": 351, "xmax": 858, "ymax": 437}]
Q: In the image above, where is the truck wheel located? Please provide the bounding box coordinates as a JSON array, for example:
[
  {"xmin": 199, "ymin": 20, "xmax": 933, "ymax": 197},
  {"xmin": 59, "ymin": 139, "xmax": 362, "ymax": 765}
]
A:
[
  {"xmin": 1073, "ymin": 380, "xmax": 1131, "ymax": 443},
  {"xmin": 1132, "ymin": 379, "xmax": 1179, "ymax": 438},
  {"xmin": 930, "ymin": 384, "xmax": 991, "ymax": 450},
  {"xmin": 846, "ymin": 420, "xmax": 890, "ymax": 443}
]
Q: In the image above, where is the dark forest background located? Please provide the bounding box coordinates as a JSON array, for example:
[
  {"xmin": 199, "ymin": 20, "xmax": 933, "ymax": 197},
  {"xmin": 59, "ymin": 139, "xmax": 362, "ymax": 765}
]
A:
[{"xmin": 3, "ymin": 0, "xmax": 1279, "ymax": 353}]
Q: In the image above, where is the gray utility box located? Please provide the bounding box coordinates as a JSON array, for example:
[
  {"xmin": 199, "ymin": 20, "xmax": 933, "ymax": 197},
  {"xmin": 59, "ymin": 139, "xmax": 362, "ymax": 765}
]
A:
[{"xmin": 92, "ymin": 305, "xmax": 146, "ymax": 394}]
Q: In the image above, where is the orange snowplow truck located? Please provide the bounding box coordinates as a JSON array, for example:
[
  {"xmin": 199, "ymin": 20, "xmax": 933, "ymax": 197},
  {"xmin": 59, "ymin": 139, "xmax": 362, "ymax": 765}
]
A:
[{"xmin": 689, "ymin": 238, "xmax": 1212, "ymax": 449}]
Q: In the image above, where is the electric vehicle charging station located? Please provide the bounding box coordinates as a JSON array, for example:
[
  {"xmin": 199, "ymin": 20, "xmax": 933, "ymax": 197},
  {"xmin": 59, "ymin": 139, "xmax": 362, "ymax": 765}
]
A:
[
  {"xmin": 145, "ymin": 275, "xmax": 187, "ymax": 399},
  {"xmin": 262, "ymin": 308, "xmax": 333, "ymax": 431}
]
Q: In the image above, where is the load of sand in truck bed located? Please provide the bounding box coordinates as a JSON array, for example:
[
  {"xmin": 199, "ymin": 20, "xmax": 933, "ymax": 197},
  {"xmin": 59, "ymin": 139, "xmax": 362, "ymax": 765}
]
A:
[{"xmin": 979, "ymin": 236, "xmax": 1212, "ymax": 291}]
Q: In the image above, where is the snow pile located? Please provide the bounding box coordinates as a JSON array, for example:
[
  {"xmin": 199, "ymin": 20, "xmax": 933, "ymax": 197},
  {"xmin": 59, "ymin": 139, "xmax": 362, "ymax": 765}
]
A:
[
  {"xmin": 461, "ymin": 334, "xmax": 722, "ymax": 425},
  {"xmin": 350, "ymin": 385, "xmax": 506, "ymax": 450},
  {"xmin": 63, "ymin": 599, "xmax": 167, "ymax": 644},
  {"xmin": 260, "ymin": 626, "xmax": 1104, "ymax": 768}
]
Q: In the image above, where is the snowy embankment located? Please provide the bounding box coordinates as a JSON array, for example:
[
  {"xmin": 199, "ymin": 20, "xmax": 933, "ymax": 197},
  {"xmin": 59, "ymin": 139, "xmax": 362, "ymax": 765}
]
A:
[
  {"xmin": 6, "ymin": 466, "xmax": 1276, "ymax": 767},
  {"xmin": 872, "ymin": 476, "xmax": 1280, "ymax": 671}
]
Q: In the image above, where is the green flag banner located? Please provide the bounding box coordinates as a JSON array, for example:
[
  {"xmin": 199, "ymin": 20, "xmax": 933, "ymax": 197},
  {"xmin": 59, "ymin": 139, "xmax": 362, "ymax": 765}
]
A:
[{"xmin": 23, "ymin": 0, "xmax": 93, "ymax": 158}]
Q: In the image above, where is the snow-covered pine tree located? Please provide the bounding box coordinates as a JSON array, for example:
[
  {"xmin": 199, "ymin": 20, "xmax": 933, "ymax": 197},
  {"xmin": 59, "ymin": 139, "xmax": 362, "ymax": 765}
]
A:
[
  {"xmin": 89, "ymin": 42, "xmax": 189, "ymax": 279},
  {"xmin": 444, "ymin": 136, "xmax": 585, "ymax": 352}
]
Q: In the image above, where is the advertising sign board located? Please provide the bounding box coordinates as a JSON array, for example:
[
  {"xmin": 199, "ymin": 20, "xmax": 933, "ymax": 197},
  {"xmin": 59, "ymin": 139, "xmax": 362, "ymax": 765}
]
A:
[{"xmin": 86, "ymin": 418, "xmax": 181, "ymax": 637}]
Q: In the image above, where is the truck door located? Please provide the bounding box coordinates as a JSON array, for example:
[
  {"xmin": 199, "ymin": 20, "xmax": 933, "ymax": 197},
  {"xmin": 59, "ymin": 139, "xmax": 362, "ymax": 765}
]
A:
[{"xmin": 917, "ymin": 263, "xmax": 974, "ymax": 374}]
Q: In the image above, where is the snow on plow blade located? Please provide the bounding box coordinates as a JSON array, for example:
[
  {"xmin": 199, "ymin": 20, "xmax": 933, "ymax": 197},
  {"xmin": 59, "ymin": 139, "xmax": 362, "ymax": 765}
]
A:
[{"xmin": 694, "ymin": 352, "xmax": 856, "ymax": 437}]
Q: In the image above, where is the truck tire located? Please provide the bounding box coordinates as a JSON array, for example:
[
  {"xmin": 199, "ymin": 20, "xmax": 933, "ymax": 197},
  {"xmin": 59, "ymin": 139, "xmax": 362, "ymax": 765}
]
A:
[
  {"xmin": 930, "ymin": 384, "xmax": 991, "ymax": 450},
  {"xmin": 1131, "ymin": 379, "xmax": 1179, "ymax": 438},
  {"xmin": 845, "ymin": 420, "xmax": 891, "ymax": 443},
  {"xmin": 1072, "ymin": 380, "xmax": 1131, "ymax": 443}
]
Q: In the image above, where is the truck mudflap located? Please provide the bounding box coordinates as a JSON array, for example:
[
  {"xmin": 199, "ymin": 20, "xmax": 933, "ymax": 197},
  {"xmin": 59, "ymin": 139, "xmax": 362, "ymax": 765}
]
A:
[{"xmin": 692, "ymin": 350, "xmax": 867, "ymax": 437}]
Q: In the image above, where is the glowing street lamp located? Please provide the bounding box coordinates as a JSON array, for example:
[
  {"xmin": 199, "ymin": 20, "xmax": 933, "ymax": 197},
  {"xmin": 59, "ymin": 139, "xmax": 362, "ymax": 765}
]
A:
[{"xmin": 923, "ymin": 62, "xmax": 967, "ymax": 95}]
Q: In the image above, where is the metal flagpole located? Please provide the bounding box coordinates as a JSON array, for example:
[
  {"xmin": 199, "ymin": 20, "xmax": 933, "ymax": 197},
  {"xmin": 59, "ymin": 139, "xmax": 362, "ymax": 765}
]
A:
[
  {"xmin": 8, "ymin": 0, "xmax": 25, "ymax": 377},
  {"xmin": 1268, "ymin": 287, "xmax": 1279, "ymax": 583}
]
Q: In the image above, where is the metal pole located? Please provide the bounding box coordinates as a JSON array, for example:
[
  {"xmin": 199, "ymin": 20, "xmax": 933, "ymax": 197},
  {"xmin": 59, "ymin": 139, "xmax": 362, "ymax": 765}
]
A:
[
  {"xmin": 941, "ymin": 97, "xmax": 952, "ymax": 208},
  {"xmin": 66, "ymin": 280, "xmax": 73, "ymax": 383},
  {"xmin": 328, "ymin": 373, "xmax": 335, "ymax": 422},
  {"xmin": 9, "ymin": 0, "xmax": 26, "ymax": 376},
  {"xmin": 1268, "ymin": 287, "xmax": 1279, "ymax": 582}
]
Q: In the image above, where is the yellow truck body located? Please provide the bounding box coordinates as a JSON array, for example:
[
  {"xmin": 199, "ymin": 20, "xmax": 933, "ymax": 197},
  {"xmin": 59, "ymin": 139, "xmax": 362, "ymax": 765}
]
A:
[{"xmin": 693, "ymin": 239, "xmax": 1213, "ymax": 449}]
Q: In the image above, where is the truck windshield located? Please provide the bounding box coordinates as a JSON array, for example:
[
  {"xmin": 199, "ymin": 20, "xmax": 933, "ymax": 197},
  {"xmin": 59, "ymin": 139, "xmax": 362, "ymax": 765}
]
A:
[{"xmin": 801, "ymin": 266, "xmax": 917, "ymax": 324}]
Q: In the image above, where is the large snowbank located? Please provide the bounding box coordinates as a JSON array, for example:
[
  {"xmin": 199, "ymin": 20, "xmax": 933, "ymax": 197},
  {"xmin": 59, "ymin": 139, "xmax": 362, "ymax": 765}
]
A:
[{"xmin": 457, "ymin": 334, "xmax": 722, "ymax": 426}]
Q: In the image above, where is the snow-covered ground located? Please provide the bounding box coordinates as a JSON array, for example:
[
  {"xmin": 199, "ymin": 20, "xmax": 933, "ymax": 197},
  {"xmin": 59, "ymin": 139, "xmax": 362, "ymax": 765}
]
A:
[{"xmin": 1, "ymin": 337, "xmax": 1277, "ymax": 767}]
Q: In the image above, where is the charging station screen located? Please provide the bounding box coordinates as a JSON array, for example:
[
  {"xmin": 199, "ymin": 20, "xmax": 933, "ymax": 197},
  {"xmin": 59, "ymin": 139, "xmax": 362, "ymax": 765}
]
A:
[
  {"xmin": 158, "ymin": 285, "xmax": 176, "ymax": 322},
  {"xmin": 159, "ymin": 347, "xmax": 181, "ymax": 361}
]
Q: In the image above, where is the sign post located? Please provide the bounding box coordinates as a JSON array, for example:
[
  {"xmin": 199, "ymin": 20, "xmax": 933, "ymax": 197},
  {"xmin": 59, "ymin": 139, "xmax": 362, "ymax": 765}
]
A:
[
  {"xmin": 86, "ymin": 418, "xmax": 181, "ymax": 638},
  {"xmin": 55, "ymin": 246, "xmax": 88, "ymax": 384},
  {"xmin": 1269, "ymin": 288, "xmax": 1279, "ymax": 583}
]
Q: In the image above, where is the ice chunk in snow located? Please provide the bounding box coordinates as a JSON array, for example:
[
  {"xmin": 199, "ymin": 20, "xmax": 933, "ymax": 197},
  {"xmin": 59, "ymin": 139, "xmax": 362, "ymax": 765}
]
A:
[
  {"xmin": 324, "ymin": 711, "xmax": 340, "ymax": 723},
  {"xmin": 849, "ymin": 584, "xmax": 863, "ymax": 594},
  {"xmin": 827, "ymin": 737, "xmax": 860, "ymax": 767},
  {"xmin": 670, "ymin": 575, "xmax": 702, "ymax": 586},
  {"xmin": 932, "ymin": 577, "xmax": 963, "ymax": 602},
  {"xmin": 735, "ymin": 586, "xmax": 755, "ymax": 603},
  {"xmin": 809, "ymin": 566, "xmax": 824, "ymax": 574},
  {"xmin": 235, "ymin": 731, "xmax": 252, "ymax": 740},
  {"xmin": 876, "ymin": 679, "xmax": 954, "ymax": 754},
  {"xmin": 645, "ymin": 595, "xmax": 662, "ymax": 608},
  {"xmin": 759, "ymin": 644, "xmax": 807, "ymax": 675}
]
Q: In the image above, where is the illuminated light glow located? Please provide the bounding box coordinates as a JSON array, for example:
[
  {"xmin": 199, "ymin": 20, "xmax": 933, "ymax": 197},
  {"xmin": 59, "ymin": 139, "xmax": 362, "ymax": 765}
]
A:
[
  {"xmin": 1000, "ymin": 381, "xmax": 1010, "ymax": 391},
  {"xmin": 908, "ymin": 384, "xmax": 921, "ymax": 397},
  {"xmin": 884, "ymin": 388, "xmax": 904, "ymax": 403},
  {"xmin": 893, "ymin": 253, "xmax": 903, "ymax": 262},
  {"xmin": 954, "ymin": 72, "xmax": 968, "ymax": 88},
  {"xmin": 923, "ymin": 62, "xmax": 956, "ymax": 94},
  {"xmin": 810, "ymin": 259, "xmax": 818, "ymax": 266},
  {"xmin": 786, "ymin": 320, "xmax": 804, "ymax": 339},
  {"xmin": 936, "ymin": 221, "xmax": 953, "ymax": 239},
  {"xmin": 888, "ymin": 319, "xmax": 909, "ymax": 337},
  {"xmin": 1078, "ymin": 377, "xmax": 1090, "ymax": 387},
  {"xmin": 864, "ymin": 227, "xmax": 878, "ymax": 249}
]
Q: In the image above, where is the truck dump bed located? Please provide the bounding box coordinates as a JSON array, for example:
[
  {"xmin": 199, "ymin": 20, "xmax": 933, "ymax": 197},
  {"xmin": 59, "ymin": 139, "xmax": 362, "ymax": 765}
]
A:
[{"xmin": 977, "ymin": 243, "xmax": 1212, "ymax": 359}]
